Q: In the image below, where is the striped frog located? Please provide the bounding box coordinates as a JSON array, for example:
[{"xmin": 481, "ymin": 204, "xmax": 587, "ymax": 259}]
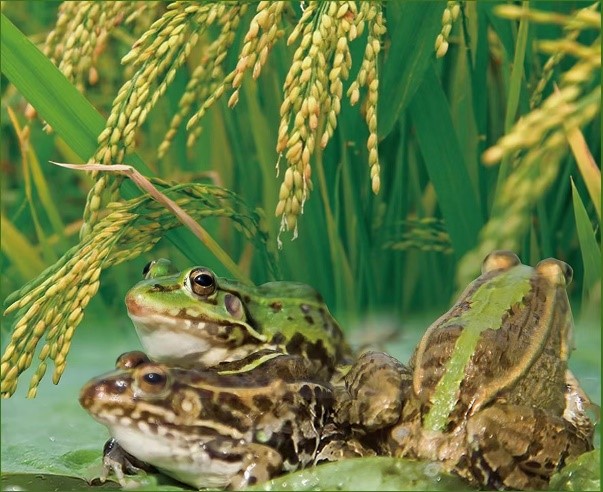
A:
[{"xmin": 336, "ymin": 251, "xmax": 595, "ymax": 490}]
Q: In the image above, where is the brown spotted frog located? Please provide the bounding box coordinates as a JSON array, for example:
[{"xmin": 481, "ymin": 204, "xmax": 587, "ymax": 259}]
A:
[
  {"xmin": 79, "ymin": 350, "xmax": 344, "ymax": 489},
  {"xmin": 336, "ymin": 251, "xmax": 595, "ymax": 490}
]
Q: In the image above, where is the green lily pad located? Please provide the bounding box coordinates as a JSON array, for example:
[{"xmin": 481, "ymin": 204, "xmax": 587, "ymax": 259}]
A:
[
  {"xmin": 548, "ymin": 449, "xmax": 601, "ymax": 491},
  {"xmin": 248, "ymin": 457, "xmax": 470, "ymax": 491},
  {"xmin": 1, "ymin": 473, "xmax": 121, "ymax": 491}
]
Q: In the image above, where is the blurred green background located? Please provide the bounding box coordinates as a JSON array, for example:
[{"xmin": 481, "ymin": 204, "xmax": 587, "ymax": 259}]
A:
[
  {"xmin": 1, "ymin": 1, "xmax": 600, "ymax": 490},
  {"xmin": 2, "ymin": 1, "xmax": 600, "ymax": 318}
]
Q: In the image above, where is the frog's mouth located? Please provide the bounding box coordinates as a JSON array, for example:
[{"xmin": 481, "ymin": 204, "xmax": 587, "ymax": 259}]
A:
[
  {"xmin": 128, "ymin": 311, "xmax": 233, "ymax": 357},
  {"xmin": 126, "ymin": 293, "xmax": 244, "ymax": 335},
  {"xmin": 125, "ymin": 302, "xmax": 264, "ymax": 367},
  {"xmin": 107, "ymin": 421, "xmax": 246, "ymax": 490}
]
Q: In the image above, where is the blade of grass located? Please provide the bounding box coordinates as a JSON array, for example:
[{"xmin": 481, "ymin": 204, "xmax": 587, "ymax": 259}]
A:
[
  {"xmin": 0, "ymin": 214, "xmax": 46, "ymax": 279},
  {"xmin": 242, "ymin": 81, "xmax": 278, "ymax": 223},
  {"xmin": 7, "ymin": 108, "xmax": 54, "ymax": 265},
  {"xmin": 493, "ymin": 1, "xmax": 530, "ymax": 196},
  {"xmin": 484, "ymin": 3, "xmax": 517, "ymax": 67},
  {"xmin": 0, "ymin": 14, "xmax": 241, "ymax": 277},
  {"xmin": 1, "ymin": 14, "xmax": 104, "ymax": 159},
  {"xmin": 409, "ymin": 64, "xmax": 482, "ymax": 258},
  {"xmin": 314, "ymin": 148, "xmax": 355, "ymax": 312},
  {"xmin": 378, "ymin": 1, "xmax": 445, "ymax": 138},
  {"xmin": 7, "ymin": 107, "xmax": 67, "ymax": 258},
  {"xmin": 563, "ymin": 100, "xmax": 601, "ymax": 220},
  {"xmin": 571, "ymin": 178, "xmax": 601, "ymax": 296}
]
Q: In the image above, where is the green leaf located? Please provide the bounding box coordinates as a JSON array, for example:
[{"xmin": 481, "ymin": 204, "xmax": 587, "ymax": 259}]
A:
[
  {"xmin": 378, "ymin": 1, "xmax": 444, "ymax": 138},
  {"xmin": 249, "ymin": 457, "xmax": 470, "ymax": 491},
  {"xmin": 494, "ymin": 1, "xmax": 530, "ymax": 195},
  {"xmin": 0, "ymin": 14, "xmax": 104, "ymax": 160},
  {"xmin": 1, "ymin": 474, "xmax": 121, "ymax": 491},
  {"xmin": 409, "ymin": 64, "xmax": 483, "ymax": 257},
  {"xmin": 571, "ymin": 179, "xmax": 601, "ymax": 294},
  {"xmin": 565, "ymin": 113, "xmax": 601, "ymax": 220},
  {"xmin": 483, "ymin": 3, "xmax": 516, "ymax": 62},
  {"xmin": 549, "ymin": 449, "xmax": 601, "ymax": 491},
  {"xmin": 0, "ymin": 213, "xmax": 46, "ymax": 278}
]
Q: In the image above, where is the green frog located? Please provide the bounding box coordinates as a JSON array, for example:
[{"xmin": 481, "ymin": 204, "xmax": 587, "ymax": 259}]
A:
[
  {"xmin": 125, "ymin": 260, "xmax": 350, "ymax": 379},
  {"xmin": 80, "ymin": 350, "xmax": 342, "ymax": 490},
  {"xmin": 336, "ymin": 251, "xmax": 595, "ymax": 490}
]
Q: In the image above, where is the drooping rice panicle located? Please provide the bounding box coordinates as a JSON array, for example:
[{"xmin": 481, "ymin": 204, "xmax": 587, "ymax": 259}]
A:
[
  {"xmin": 456, "ymin": 3, "xmax": 600, "ymax": 287},
  {"xmin": 1, "ymin": 182, "xmax": 274, "ymax": 398}
]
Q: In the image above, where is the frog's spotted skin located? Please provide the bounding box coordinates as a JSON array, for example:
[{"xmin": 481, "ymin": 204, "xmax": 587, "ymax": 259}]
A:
[
  {"xmin": 125, "ymin": 261, "xmax": 350, "ymax": 378},
  {"xmin": 79, "ymin": 352, "xmax": 335, "ymax": 489},
  {"xmin": 336, "ymin": 251, "xmax": 595, "ymax": 491},
  {"xmin": 92, "ymin": 252, "xmax": 595, "ymax": 491}
]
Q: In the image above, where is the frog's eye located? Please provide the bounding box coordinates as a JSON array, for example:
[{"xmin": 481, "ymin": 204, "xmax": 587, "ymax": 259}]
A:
[
  {"xmin": 137, "ymin": 365, "xmax": 169, "ymax": 394},
  {"xmin": 189, "ymin": 268, "xmax": 216, "ymax": 296},
  {"xmin": 536, "ymin": 259, "xmax": 573, "ymax": 286},
  {"xmin": 143, "ymin": 258, "xmax": 174, "ymax": 279},
  {"xmin": 116, "ymin": 351, "xmax": 150, "ymax": 370},
  {"xmin": 142, "ymin": 261, "xmax": 154, "ymax": 278},
  {"xmin": 481, "ymin": 250, "xmax": 521, "ymax": 274}
]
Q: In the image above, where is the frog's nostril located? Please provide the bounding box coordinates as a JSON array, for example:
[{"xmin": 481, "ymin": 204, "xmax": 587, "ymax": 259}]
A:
[
  {"xmin": 79, "ymin": 378, "xmax": 129, "ymax": 410},
  {"xmin": 113, "ymin": 379, "xmax": 129, "ymax": 393}
]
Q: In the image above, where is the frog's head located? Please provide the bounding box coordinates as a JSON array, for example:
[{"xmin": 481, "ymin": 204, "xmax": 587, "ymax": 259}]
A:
[
  {"xmin": 79, "ymin": 351, "xmax": 255, "ymax": 429},
  {"xmin": 79, "ymin": 353, "xmax": 306, "ymax": 489},
  {"xmin": 125, "ymin": 265, "xmax": 266, "ymax": 366},
  {"xmin": 78, "ymin": 355, "xmax": 240, "ymax": 489},
  {"xmin": 79, "ymin": 356, "xmax": 169, "ymax": 420}
]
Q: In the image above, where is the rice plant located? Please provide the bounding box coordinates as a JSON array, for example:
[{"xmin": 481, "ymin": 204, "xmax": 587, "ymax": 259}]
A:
[
  {"xmin": 1, "ymin": 2, "xmax": 600, "ymax": 490},
  {"xmin": 1, "ymin": 0, "xmax": 600, "ymax": 399}
]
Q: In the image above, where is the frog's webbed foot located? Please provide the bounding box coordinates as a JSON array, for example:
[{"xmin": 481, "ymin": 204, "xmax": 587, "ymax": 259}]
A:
[
  {"xmin": 564, "ymin": 369, "xmax": 598, "ymax": 440},
  {"xmin": 314, "ymin": 422, "xmax": 377, "ymax": 463},
  {"xmin": 228, "ymin": 443, "xmax": 283, "ymax": 490},
  {"xmin": 464, "ymin": 403, "xmax": 594, "ymax": 490},
  {"xmin": 101, "ymin": 438, "xmax": 155, "ymax": 487},
  {"xmin": 335, "ymin": 351, "xmax": 411, "ymax": 432},
  {"xmin": 314, "ymin": 438, "xmax": 376, "ymax": 463}
]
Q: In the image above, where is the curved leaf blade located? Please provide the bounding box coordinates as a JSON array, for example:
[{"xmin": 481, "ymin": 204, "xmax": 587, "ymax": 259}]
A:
[{"xmin": 378, "ymin": 1, "xmax": 444, "ymax": 138}]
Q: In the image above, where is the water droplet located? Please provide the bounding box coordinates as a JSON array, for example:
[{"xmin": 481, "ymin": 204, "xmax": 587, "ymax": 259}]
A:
[{"xmin": 424, "ymin": 461, "xmax": 443, "ymax": 478}]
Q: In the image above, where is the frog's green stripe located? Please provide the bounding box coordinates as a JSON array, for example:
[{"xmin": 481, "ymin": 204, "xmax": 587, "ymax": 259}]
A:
[
  {"xmin": 217, "ymin": 352, "xmax": 283, "ymax": 374},
  {"xmin": 423, "ymin": 265, "xmax": 533, "ymax": 432}
]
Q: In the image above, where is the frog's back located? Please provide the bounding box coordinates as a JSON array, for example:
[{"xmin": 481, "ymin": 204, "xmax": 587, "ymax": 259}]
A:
[
  {"xmin": 219, "ymin": 278, "xmax": 350, "ymax": 373},
  {"xmin": 258, "ymin": 281, "xmax": 324, "ymax": 299}
]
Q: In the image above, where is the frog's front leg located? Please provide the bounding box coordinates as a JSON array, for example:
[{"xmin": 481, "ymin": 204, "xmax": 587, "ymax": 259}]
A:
[
  {"xmin": 314, "ymin": 422, "xmax": 377, "ymax": 463},
  {"xmin": 464, "ymin": 403, "xmax": 593, "ymax": 490},
  {"xmin": 228, "ymin": 443, "xmax": 283, "ymax": 490},
  {"xmin": 101, "ymin": 438, "xmax": 155, "ymax": 486},
  {"xmin": 335, "ymin": 351, "xmax": 411, "ymax": 432}
]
